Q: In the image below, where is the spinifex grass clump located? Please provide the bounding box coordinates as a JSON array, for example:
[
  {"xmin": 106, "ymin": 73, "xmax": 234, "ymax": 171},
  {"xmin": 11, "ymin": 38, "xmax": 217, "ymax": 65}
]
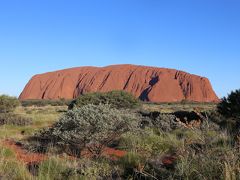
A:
[
  {"xmin": 28, "ymin": 104, "xmax": 138, "ymax": 157},
  {"xmin": 68, "ymin": 90, "xmax": 141, "ymax": 110},
  {"xmin": 119, "ymin": 126, "xmax": 240, "ymax": 179}
]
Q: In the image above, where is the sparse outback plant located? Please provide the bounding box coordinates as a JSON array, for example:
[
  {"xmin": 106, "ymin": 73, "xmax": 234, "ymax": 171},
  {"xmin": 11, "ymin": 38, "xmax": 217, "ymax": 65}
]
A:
[
  {"xmin": 154, "ymin": 114, "xmax": 181, "ymax": 132},
  {"xmin": 39, "ymin": 104, "xmax": 138, "ymax": 157},
  {"xmin": 217, "ymin": 89, "xmax": 240, "ymax": 141},
  {"xmin": 0, "ymin": 95, "xmax": 20, "ymax": 113},
  {"xmin": 68, "ymin": 90, "xmax": 141, "ymax": 110},
  {"xmin": 0, "ymin": 113, "xmax": 32, "ymax": 126},
  {"xmin": 218, "ymin": 89, "xmax": 240, "ymax": 119}
]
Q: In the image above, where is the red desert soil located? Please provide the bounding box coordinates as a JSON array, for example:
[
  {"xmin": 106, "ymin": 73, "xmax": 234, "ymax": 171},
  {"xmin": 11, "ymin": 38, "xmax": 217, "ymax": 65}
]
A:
[
  {"xmin": 2, "ymin": 139, "xmax": 46, "ymax": 164},
  {"xmin": 1, "ymin": 140, "xmax": 177, "ymax": 171},
  {"xmin": 1, "ymin": 139, "xmax": 126, "ymax": 164},
  {"xmin": 19, "ymin": 64, "xmax": 219, "ymax": 102},
  {"xmin": 81, "ymin": 147, "xmax": 127, "ymax": 159}
]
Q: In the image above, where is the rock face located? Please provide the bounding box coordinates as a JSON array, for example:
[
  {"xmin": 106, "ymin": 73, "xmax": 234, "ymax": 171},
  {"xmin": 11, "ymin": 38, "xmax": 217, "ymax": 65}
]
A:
[{"xmin": 19, "ymin": 64, "xmax": 219, "ymax": 102}]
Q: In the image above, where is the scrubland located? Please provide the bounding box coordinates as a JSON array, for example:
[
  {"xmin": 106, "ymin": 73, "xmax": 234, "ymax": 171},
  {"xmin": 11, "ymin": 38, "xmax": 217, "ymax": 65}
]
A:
[{"xmin": 0, "ymin": 91, "xmax": 239, "ymax": 180}]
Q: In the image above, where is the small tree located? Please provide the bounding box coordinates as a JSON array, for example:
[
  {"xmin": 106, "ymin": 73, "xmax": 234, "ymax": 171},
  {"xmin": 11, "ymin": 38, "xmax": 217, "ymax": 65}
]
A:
[
  {"xmin": 218, "ymin": 89, "xmax": 240, "ymax": 145},
  {"xmin": 44, "ymin": 104, "xmax": 138, "ymax": 157},
  {"xmin": 68, "ymin": 91, "xmax": 141, "ymax": 110},
  {"xmin": 0, "ymin": 95, "xmax": 20, "ymax": 113},
  {"xmin": 217, "ymin": 89, "xmax": 240, "ymax": 119}
]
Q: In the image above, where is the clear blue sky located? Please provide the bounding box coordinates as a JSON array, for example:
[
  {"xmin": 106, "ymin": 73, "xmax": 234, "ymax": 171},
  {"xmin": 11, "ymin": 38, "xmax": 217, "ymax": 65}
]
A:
[{"xmin": 0, "ymin": 0, "xmax": 239, "ymax": 98}]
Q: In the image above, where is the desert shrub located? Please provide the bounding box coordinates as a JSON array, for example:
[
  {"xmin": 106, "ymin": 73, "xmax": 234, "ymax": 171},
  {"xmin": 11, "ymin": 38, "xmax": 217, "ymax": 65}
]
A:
[
  {"xmin": 154, "ymin": 114, "xmax": 183, "ymax": 132},
  {"xmin": 217, "ymin": 89, "xmax": 240, "ymax": 138},
  {"xmin": 0, "ymin": 113, "xmax": 32, "ymax": 126},
  {"xmin": 204, "ymin": 111, "xmax": 225, "ymax": 130},
  {"xmin": 218, "ymin": 89, "xmax": 240, "ymax": 119},
  {"xmin": 29, "ymin": 104, "xmax": 138, "ymax": 157},
  {"xmin": 21, "ymin": 99, "xmax": 71, "ymax": 107},
  {"xmin": 200, "ymin": 118, "xmax": 220, "ymax": 132},
  {"xmin": 0, "ymin": 95, "xmax": 20, "ymax": 113},
  {"xmin": 138, "ymin": 111, "xmax": 183, "ymax": 132},
  {"xmin": 138, "ymin": 110, "xmax": 160, "ymax": 120},
  {"xmin": 206, "ymin": 110, "xmax": 225, "ymax": 124},
  {"xmin": 68, "ymin": 90, "xmax": 140, "ymax": 110}
]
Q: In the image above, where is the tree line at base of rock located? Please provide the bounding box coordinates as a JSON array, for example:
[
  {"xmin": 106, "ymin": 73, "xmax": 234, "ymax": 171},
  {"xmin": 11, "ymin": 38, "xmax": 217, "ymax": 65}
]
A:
[
  {"xmin": 1, "ymin": 89, "xmax": 240, "ymax": 131},
  {"xmin": 0, "ymin": 95, "xmax": 32, "ymax": 126}
]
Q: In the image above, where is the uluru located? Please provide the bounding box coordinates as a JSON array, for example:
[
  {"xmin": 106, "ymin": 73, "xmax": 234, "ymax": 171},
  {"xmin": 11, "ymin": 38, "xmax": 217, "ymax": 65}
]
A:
[{"xmin": 19, "ymin": 64, "xmax": 219, "ymax": 102}]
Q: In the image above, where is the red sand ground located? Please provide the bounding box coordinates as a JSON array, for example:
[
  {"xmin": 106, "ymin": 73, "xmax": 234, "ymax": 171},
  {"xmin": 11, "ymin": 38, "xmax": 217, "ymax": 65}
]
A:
[
  {"xmin": 1, "ymin": 139, "xmax": 176, "ymax": 169},
  {"xmin": 2, "ymin": 139, "xmax": 46, "ymax": 164},
  {"xmin": 1, "ymin": 139, "xmax": 126, "ymax": 164}
]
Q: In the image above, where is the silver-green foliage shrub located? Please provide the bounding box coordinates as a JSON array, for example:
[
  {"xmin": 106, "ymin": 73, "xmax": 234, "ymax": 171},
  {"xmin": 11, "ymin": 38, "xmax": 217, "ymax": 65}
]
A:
[
  {"xmin": 36, "ymin": 104, "xmax": 138, "ymax": 157},
  {"xmin": 154, "ymin": 114, "xmax": 181, "ymax": 132}
]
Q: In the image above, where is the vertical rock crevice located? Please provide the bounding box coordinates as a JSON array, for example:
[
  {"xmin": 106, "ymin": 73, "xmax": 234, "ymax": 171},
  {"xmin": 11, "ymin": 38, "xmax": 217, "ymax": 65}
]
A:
[{"xmin": 139, "ymin": 76, "xmax": 159, "ymax": 101}]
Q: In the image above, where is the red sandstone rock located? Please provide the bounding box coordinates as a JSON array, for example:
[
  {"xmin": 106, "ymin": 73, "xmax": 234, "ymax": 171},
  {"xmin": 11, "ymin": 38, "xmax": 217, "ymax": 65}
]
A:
[{"xmin": 19, "ymin": 64, "xmax": 219, "ymax": 102}]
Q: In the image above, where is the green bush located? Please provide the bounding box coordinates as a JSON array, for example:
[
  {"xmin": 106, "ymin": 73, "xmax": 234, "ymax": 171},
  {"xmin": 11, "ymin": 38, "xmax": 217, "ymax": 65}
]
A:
[
  {"xmin": 0, "ymin": 113, "xmax": 32, "ymax": 126},
  {"xmin": 0, "ymin": 95, "xmax": 20, "ymax": 113},
  {"xmin": 30, "ymin": 104, "xmax": 138, "ymax": 157},
  {"xmin": 154, "ymin": 114, "xmax": 182, "ymax": 132},
  {"xmin": 138, "ymin": 111, "xmax": 186, "ymax": 132},
  {"xmin": 218, "ymin": 89, "xmax": 240, "ymax": 119},
  {"xmin": 21, "ymin": 99, "xmax": 71, "ymax": 107},
  {"xmin": 217, "ymin": 89, "xmax": 240, "ymax": 136},
  {"xmin": 68, "ymin": 91, "xmax": 141, "ymax": 110}
]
